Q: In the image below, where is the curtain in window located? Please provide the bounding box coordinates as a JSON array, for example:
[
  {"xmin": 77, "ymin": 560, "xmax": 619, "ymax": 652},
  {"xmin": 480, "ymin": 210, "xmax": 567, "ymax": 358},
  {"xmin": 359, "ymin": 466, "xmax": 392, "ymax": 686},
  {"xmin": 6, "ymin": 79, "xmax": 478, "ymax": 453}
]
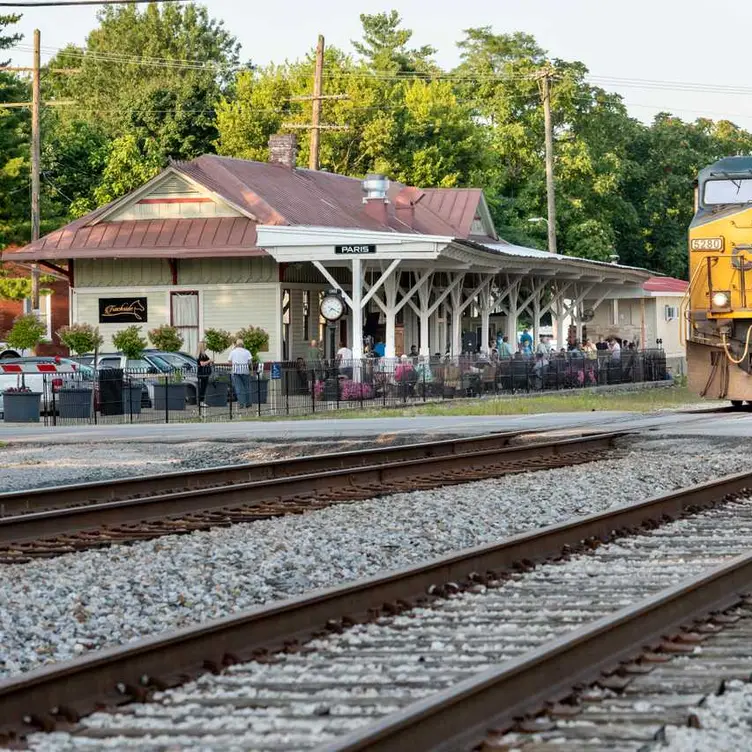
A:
[{"xmin": 171, "ymin": 293, "xmax": 199, "ymax": 354}]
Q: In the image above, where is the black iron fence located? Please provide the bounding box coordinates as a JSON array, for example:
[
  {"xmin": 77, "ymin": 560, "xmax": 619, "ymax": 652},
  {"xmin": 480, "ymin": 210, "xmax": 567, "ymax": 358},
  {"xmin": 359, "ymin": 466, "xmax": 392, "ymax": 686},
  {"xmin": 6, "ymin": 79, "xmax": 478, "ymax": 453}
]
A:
[{"xmin": 0, "ymin": 349, "xmax": 669, "ymax": 426}]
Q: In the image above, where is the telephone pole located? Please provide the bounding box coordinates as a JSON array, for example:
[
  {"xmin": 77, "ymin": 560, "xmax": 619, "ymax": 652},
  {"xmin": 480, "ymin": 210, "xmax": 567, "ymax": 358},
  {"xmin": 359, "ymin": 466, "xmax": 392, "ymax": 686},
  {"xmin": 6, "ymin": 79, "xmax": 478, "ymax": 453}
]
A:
[
  {"xmin": 309, "ymin": 35, "xmax": 324, "ymax": 171},
  {"xmin": 537, "ymin": 66, "xmax": 558, "ymax": 254},
  {"xmin": 284, "ymin": 34, "xmax": 348, "ymax": 170},
  {"xmin": 30, "ymin": 28, "xmax": 41, "ymax": 311}
]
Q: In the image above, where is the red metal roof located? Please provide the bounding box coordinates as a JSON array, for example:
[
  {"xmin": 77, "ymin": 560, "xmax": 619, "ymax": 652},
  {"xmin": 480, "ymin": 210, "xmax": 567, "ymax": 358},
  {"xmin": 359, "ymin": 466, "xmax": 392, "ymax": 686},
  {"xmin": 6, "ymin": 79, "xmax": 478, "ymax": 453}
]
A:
[
  {"xmin": 643, "ymin": 276, "xmax": 688, "ymax": 293},
  {"xmin": 4, "ymin": 155, "xmax": 486, "ymax": 262},
  {"xmin": 4, "ymin": 217, "xmax": 265, "ymax": 261}
]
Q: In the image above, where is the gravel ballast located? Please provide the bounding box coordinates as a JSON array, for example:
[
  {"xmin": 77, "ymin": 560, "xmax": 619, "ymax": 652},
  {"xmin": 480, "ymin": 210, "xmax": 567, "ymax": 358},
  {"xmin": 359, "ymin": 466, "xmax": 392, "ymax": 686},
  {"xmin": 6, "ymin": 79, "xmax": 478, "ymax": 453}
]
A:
[{"xmin": 0, "ymin": 436, "xmax": 748, "ymax": 679}]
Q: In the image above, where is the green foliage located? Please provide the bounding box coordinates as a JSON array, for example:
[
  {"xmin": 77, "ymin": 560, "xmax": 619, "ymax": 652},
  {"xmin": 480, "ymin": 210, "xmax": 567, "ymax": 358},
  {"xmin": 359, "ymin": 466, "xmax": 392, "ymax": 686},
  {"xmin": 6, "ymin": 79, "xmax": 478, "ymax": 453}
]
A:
[
  {"xmin": 56, "ymin": 323, "xmax": 103, "ymax": 355},
  {"xmin": 203, "ymin": 327, "xmax": 232, "ymax": 357},
  {"xmin": 112, "ymin": 325, "xmax": 147, "ymax": 359},
  {"xmin": 235, "ymin": 326, "xmax": 269, "ymax": 359},
  {"xmin": 148, "ymin": 324, "xmax": 184, "ymax": 352},
  {"xmin": 15, "ymin": 9, "xmax": 752, "ymax": 280},
  {"xmin": 5, "ymin": 314, "xmax": 47, "ymax": 352}
]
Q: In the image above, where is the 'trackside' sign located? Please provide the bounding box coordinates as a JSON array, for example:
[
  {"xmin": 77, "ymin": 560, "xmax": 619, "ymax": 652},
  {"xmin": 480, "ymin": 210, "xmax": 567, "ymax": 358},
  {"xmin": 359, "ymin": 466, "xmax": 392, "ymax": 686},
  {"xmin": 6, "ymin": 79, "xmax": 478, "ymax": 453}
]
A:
[
  {"xmin": 334, "ymin": 244, "xmax": 376, "ymax": 255},
  {"xmin": 98, "ymin": 297, "xmax": 148, "ymax": 323}
]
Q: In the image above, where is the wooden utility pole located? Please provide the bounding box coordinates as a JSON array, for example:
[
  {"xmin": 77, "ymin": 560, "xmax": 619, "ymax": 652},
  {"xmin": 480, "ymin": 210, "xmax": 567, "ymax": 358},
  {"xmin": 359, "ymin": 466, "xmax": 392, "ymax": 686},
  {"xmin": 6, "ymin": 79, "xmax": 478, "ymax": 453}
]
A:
[
  {"xmin": 284, "ymin": 34, "xmax": 348, "ymax": 170},
  {"xmin": 30, "ymin": 28, "xmax": 41, "ymax": 312},
  {"xmin": 537, "ymin": 66, "xmax": 558, "ymax": 254},
  {"xmin": 309, "ymin": 35, "xmax": 324, "ymax": 171}
]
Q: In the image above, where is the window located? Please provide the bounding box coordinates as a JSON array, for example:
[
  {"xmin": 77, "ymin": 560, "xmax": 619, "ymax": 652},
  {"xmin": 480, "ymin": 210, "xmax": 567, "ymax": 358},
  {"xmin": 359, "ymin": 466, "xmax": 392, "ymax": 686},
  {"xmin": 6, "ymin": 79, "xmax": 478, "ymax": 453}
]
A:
[
  {"xmin": 303, "ymin": 290, "xmax": 310, "ymax": 341},
  {"xmin": 170, "ymin": 291, "xmax": 199, "ymax": 355},
  {"xmin": 665, "ymin": 305, "xmax": 678, "ymax": 321},
  {"xmin": 704, "ymin": 178, "xmax": 752, "ymax": 205}
]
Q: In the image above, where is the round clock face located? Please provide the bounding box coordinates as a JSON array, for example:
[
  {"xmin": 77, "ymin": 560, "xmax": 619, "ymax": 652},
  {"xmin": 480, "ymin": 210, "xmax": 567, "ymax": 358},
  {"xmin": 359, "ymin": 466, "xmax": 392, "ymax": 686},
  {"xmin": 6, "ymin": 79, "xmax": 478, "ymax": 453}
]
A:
[{"xmin": 320, "ymin": 294, "xmax": 345, "ymax": 322}]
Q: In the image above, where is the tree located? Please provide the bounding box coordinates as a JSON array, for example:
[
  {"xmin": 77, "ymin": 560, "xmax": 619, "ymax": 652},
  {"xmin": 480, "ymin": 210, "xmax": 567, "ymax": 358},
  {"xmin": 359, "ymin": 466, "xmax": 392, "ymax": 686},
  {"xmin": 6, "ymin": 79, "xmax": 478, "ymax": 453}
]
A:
[
  {"xmin": 352, "ymin": 11, "xmax": 437, "ymax": 74},
  {"xmin": 44, "ymin": 2, "xmax": 240, "ymax": 217}
]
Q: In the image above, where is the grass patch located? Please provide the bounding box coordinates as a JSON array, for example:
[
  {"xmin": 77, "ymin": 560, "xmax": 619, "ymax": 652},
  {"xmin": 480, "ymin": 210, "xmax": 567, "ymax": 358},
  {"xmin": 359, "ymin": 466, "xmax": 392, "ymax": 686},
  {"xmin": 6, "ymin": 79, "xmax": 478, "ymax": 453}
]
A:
[{"xmin": 243, "ymin": 386, "xmax": 706, "ymax": 422}]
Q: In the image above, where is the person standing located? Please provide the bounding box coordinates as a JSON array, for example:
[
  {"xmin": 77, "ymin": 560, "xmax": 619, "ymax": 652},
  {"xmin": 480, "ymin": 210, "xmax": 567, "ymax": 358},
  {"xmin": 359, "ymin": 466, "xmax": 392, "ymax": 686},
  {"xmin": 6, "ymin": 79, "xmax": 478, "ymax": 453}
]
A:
[
  {"xmin": 306, "ymin": 339, "xmax": 321, "ymax": 364},
  {"xmin": 336, "ymin": 341, "xmax": 353, "ymax": 379},
  {"xmin": 519, "ymin": 327, "xmax": 533, "ymax": 351},
  {"xmin": 499, "ymin": 335, "xmax": 514, "ymax": 358},
  {"xmin": 229, "ymin": 339, "xmax": 252, "ymax": 408},
  {"xmin": 196, "ymin": 340, "xmax": 212, "ymax": 408}
]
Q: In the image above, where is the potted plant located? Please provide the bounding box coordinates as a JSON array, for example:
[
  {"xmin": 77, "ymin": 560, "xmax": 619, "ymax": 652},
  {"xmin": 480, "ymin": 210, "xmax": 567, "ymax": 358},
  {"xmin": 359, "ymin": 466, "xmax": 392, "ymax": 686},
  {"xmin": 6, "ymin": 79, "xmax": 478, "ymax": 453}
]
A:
[
  {"xmin": 112, "ymin": 325, "xmax": 147, "ymax": 415},
  {"xmin": 235, "ymin": 326, "xmax": 270, "ymax": 404},
  {"xmin": 148, "ymin": 325, "xmax": 184, "ymax": 353},
  {"xmin": 2, "ymin": 386, "xmax": 41, "ymax": 423},
  {"xmin": 148, "ymin": 325, "xmax": 187, "ymax": 411},
  {"xmin": 5, "ymin": 314, "xmax": 47, "ymax": 361},
  {"xmin": 56, "ymin": 323, "xmax": 103, "ymax": 419},
  {"xmin": 203, "ymin": 328, "xmax": 232, "ymax": 406}
]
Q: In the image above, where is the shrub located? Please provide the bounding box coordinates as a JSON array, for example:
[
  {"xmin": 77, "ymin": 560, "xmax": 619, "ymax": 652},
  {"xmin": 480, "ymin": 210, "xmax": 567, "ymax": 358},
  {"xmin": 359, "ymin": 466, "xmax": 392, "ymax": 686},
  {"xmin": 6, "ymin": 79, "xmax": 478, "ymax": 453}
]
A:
[
  {"xmin": 204, "ymin": 328, "xmax": 232, "ymax": 358},
  {"xmin": 56, "ymin": 323, "xmax": 103, "ymax": 356},
  {"xmin": 340, "ymin": 380, "xmax": 373, "ymax": 401},
  {"xmin": 148, "ymin": 325, "xmax": 184, "ymax": 352},
  {"xmin": 5, "ymin": 314, "xmax": 47, "ymax": 353},
  {"xmin": 112, "ymin": 325, "xmax": 147, "ymax": 360},
  {"xmin": 235, "ymin": 326, "xmax": 269, "ymax": 359}
]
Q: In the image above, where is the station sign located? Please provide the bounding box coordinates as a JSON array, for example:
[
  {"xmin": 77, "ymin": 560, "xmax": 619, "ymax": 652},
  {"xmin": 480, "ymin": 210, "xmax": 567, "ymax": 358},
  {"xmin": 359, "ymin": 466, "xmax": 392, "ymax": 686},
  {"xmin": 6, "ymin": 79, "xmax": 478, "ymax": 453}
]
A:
[
  {"xmin": 98, "ymin": 297, "xmax": 148, "ymax": 323},
  {"xmin": 334, "ymin": 244, "xmax": 376, "ymax": 255}
]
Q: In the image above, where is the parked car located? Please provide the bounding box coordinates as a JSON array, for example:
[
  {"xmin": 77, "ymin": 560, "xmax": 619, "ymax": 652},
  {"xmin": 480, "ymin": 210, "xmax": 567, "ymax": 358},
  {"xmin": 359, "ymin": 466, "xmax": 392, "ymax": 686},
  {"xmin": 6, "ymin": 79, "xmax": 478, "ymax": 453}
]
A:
[
  {"xmin": 88, "ymin": 352, "xmax": 199, "ymax": 406},
  {"xmin": 144, "ymin": 349, "xmax": 199, "ymax": 374},
  {"xmin": 0, "ymin": 356, "xmax": 95, "ymax": 417}
]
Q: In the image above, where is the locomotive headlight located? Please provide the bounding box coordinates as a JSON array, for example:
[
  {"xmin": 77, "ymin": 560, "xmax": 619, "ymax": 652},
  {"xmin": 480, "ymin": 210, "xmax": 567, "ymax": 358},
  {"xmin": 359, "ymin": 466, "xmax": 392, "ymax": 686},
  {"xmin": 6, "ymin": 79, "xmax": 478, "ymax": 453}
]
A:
[{"xmin": 712, "ymin": 291, "xmax": 731, "ymax": 308}]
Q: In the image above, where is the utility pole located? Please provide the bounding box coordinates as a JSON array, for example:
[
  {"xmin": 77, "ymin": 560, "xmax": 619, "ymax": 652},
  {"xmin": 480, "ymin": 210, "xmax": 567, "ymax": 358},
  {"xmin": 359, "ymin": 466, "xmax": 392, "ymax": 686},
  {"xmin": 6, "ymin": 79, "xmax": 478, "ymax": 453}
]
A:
[
  {"xmin": 30, "ymin": 28, "xmax": 41, "ymax": 312},
  {"xmin": 537, "ymin": 66, "xmax": 558, "ymax": 254},
  {"xmin": 310, "ymin": 35, "xmax": 324, "ymax": 171},
  {"xmin": 284, "ymin": 34, "xmax": 348, "ymax": 169}
]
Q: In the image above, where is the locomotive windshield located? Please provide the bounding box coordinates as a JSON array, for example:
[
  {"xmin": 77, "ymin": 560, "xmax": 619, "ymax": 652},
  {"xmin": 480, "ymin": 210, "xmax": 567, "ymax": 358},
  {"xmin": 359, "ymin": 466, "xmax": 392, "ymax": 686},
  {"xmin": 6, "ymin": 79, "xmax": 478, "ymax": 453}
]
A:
[{"xmin": 704, "ymin": 177, "xmax": 752, "ymax": 205}]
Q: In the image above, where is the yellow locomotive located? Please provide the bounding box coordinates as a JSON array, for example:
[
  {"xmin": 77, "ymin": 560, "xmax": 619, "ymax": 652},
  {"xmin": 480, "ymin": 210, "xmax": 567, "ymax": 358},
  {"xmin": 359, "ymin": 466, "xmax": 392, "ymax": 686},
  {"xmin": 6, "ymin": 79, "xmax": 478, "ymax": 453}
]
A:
[{"xmin": 687, "ymin": 156, "xmax": 752, "ymax": 404}]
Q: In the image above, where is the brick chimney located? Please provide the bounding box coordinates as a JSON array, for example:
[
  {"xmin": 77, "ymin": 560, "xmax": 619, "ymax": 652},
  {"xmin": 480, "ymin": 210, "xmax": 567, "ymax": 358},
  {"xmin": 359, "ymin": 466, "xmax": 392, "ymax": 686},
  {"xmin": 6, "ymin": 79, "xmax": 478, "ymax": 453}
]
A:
[
  {"xmin": 268, "ymin": 134, "xmax": 298, "ymax": 169},
  {"xmin": 362, "ymin": 174, "xmax": 390, "ymax": 225}
]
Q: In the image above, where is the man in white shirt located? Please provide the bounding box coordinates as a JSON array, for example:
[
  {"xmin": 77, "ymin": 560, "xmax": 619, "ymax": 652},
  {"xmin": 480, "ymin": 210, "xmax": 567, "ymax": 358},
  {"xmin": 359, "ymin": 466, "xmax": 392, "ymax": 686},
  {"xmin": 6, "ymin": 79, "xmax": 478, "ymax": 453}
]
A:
[
  {"xmin": 336, "ymin": 341, "xmax": 353, "ymax": 378},
  {"xmin": 608, "ymin": 337, "xmax": 622, "ymax": 362},
  {"xmin": 229, "ymin": 339, "xmax": 253, "ymax": 408}
]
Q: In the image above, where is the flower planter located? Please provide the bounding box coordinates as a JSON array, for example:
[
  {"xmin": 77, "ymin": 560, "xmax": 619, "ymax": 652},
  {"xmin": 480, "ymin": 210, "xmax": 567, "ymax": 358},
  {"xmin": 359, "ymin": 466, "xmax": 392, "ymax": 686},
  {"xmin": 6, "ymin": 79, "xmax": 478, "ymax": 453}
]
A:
[
  {"xmin": 249, "ymin": 378, "xmax": 269, "ymax": 405},
  {"xmin": 57, "ymin": 388, "xmax": 93, "ymax": 419},
  {"xmin": 204, "ymin": 379, "xmax": 229, "ymax": 407},
  {"xmin": 122, "ymin": 385, "xmax": 142, "ymax": 415},
  {"xmin": 153, "ymin": 383, "xmax": 186, "ymax": 412},
  {"xmin": 3, "ymin": 392, "xmax": 41, "ymax": 423}
]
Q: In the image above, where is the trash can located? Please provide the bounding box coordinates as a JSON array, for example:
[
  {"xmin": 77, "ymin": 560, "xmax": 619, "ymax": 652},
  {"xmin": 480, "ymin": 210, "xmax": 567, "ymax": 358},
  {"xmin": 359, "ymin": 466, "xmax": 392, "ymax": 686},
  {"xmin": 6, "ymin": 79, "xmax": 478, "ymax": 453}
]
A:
[
  {"xmin": 98, "ymin": 369, "xmax": 124, "ymax": 416},
  {"xmin": 3, "ymin": 391, "xmax": 41, "ymax": 423},
  {"xmin": 57, "ymin": 388, "xmax": 93, "ymax": 419}
]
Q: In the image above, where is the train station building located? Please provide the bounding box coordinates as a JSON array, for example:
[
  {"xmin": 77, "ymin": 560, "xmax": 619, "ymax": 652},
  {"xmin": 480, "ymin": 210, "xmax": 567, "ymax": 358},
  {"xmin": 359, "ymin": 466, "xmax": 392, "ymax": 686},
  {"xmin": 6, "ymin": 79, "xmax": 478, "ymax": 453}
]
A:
[{"xmin": 4, "ymin": 135, "xmax": 660, "ymax": 361}]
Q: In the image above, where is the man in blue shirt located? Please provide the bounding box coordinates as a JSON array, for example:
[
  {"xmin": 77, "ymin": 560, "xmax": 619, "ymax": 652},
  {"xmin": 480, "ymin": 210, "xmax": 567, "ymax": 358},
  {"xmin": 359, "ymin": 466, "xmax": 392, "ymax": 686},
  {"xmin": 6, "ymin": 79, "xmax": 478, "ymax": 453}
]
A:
[
  {"xmin": 374, "ymin": 340, "xmax": 386, "ymax": 357},
  {"xmin": 519, "ymin": 328, "xmax": 533, "ymax": 351}
]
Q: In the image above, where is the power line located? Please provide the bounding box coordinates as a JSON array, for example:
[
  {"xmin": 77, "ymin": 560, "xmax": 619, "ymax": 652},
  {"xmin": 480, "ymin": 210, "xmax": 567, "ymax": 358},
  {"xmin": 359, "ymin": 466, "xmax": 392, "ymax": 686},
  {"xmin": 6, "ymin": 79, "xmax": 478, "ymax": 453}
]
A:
[{"xmin": 0, "ymin": 0, "xmax": 186, "ymax": 6}]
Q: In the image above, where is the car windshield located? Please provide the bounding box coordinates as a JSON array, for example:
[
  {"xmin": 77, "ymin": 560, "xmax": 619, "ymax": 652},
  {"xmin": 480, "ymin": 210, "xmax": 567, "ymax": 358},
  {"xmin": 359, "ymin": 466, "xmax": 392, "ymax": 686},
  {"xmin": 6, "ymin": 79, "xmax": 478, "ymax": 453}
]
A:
[
  {"xmin": 145, "ymin": 354, "xmax": 174, "ymax": 371},
  {"xmin": 704, "ymin": 177, "xmax": 752, "ymax": 205},
  {"xmin": 157, "ymin": 353, "xmax": 193, "ymax": 368}
]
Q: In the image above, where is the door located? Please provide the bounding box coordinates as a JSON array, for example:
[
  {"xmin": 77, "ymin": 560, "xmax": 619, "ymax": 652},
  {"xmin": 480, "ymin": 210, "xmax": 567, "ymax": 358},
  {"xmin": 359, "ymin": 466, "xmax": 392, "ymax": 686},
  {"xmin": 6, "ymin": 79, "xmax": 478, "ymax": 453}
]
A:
[{"xmin": 171, "ymin": 292, "xmax": 199, "ymax": 355}]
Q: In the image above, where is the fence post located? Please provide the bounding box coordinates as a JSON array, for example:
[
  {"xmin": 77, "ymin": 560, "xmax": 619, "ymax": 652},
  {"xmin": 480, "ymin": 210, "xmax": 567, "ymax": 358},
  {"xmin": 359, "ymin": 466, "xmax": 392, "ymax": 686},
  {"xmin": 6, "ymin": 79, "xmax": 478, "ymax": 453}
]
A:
[
  {"xmin": 257, "ymin": 372, "xmax": 262, "ymax": 417},
  {"xmin": 310, "ymin": 369, "xmax": 316, "ymax": 413},
  {"xmin": 164, "ymin": 371, "xmax": 170, "ymax": 424},
  {"xmin": 50, "ymin": 376, "xmax": 56, "ymax": 426},
  {"xmin": 422, "ymin": 368, "xmax": 426, "ymax": 402},
  {"xmin": 228, "ymin": 376, "xmax": 233, "ymax": 420}
]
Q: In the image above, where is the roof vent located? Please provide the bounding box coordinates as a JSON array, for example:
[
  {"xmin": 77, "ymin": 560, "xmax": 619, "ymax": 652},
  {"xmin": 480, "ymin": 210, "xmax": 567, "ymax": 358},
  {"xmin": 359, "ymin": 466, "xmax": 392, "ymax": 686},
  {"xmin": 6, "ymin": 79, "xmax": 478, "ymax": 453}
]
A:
[{"xmin": 362, "ymin": 174, "xmax": 390, "ymax": 203}]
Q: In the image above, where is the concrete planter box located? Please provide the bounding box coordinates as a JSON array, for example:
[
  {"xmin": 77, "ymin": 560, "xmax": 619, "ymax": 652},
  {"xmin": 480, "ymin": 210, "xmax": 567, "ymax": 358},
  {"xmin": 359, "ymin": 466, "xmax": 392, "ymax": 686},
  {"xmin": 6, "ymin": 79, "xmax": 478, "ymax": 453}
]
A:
[
  {"xmin": 57, "ymin": 388, "xmax": 93, "ymax": 419},
  {"xmin": 3, "ymin": 392, "xmax": 41, "ymax": 423},
  {"xmin": 122, "ymin": 385, "xmax": 142, "ymax": 415},
  {"xmin": 205, "ymin": 379, "xmax": 229, "ymax": 407},
  {"xmin": 153, "ymin": 383, "xmax": 186, "ymax": 412}
]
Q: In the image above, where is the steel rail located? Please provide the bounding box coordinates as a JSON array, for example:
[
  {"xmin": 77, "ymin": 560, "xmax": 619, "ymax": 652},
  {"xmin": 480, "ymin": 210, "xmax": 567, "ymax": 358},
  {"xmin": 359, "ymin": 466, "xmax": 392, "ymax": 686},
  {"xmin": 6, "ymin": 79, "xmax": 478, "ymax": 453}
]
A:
[
  {"xmin": 2, "ymin": 460, "xmax": 748, "ymax": 742},
  {"xmin": 325, "ymin": 552, "xmax": 752, "ymax": 752},
  {"xmin": 0, "ymin": 432, "xmax": 619, "ymax": 549},
  {"xmin": 0, "ymin": 429, "xmax": 552, "ymax": 518}
]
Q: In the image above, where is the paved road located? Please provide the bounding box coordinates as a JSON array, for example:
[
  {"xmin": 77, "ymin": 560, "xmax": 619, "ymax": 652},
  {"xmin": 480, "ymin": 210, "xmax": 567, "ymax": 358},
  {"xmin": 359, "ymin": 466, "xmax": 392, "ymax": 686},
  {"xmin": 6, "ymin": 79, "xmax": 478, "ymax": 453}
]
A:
[{"xmin": 0, "ymin": 409, "xmax": 745, "ymax": 444}]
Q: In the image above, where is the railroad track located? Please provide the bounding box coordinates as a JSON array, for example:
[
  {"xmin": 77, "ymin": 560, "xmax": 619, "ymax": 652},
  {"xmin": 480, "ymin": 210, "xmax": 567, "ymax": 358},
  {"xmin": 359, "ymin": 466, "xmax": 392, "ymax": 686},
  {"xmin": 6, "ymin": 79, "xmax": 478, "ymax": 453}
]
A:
[
  {"xmin": 2, "ymin": 468, "xmax": 752, "ymax": 748},
  {"xmin": 0, "ymin": 431, "xmax": 618, "ymax": 563}
]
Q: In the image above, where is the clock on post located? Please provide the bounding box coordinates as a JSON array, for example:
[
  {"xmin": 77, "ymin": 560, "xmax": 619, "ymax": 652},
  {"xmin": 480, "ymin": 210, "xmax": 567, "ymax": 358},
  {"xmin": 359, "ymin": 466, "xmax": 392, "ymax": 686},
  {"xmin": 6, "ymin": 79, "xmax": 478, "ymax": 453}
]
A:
[{"xmin": 320, "ymin": 291, "xmax": 346, "ymax": 322}]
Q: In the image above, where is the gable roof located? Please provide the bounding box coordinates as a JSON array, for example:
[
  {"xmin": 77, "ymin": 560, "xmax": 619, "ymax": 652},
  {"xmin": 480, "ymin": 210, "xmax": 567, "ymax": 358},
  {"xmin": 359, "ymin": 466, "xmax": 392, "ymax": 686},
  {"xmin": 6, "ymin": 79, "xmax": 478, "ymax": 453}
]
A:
[
  {"xmin": 643, "ymin": 276, "xmax": 687, "ymax": 294},
  {"xmin": 420, "ymin": 188, "xmax": 497, "ymax": 242},
  {"xmin": 4, "ymin": 155, "xmax": 488, "ymax": 261}
]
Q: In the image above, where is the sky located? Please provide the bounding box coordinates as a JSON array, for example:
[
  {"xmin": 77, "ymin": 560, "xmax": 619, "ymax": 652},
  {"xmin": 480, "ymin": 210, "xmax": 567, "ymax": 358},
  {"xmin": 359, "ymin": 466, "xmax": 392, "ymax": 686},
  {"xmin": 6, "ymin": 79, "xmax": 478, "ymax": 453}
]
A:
[{"xmin": 8, "ymin": 0, "xmax": 752, "ymax": 130}]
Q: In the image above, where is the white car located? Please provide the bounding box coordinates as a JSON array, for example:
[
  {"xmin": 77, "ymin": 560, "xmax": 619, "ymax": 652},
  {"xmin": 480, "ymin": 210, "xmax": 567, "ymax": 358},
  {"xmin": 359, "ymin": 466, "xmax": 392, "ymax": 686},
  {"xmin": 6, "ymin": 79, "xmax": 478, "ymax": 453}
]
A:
[{"xmin": 0, "ymin": 357, "xmax": 94, "ymax": 416}]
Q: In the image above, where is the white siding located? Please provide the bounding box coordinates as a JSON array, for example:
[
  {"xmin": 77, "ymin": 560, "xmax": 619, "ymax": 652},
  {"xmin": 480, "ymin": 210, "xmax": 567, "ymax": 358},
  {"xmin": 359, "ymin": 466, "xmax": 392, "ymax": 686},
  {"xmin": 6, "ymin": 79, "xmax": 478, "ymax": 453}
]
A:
[
  {"xmin": 654, "ymin": 295, "xmax": 685, "ymax": 357},
  {"xmin": 202, "ymin": 285, "xmax": 280, "ymax": 362},
  {"xmin": 72, "ymin": 290, "xmax": 170, "ymax": 351}
]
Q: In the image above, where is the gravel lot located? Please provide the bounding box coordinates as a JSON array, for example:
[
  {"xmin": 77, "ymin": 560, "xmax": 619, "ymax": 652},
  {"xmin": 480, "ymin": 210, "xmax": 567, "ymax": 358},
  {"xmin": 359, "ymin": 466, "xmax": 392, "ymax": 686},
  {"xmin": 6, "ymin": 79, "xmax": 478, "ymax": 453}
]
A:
[
  {"xmin": 0, "ymin": 435, "xmax": 432, "ymax": 492},
  {"xmin": 0, "ymin": 436, "xmax": 748, "ymax": 680}
]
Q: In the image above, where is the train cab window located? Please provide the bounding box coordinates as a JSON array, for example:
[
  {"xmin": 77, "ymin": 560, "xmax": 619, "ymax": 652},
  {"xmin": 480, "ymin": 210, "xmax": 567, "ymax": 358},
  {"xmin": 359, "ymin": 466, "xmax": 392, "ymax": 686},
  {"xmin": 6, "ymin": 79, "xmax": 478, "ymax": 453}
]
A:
[{"xmin": 704, "ymin": 177, "xmax": 752, "ymax": 205}]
